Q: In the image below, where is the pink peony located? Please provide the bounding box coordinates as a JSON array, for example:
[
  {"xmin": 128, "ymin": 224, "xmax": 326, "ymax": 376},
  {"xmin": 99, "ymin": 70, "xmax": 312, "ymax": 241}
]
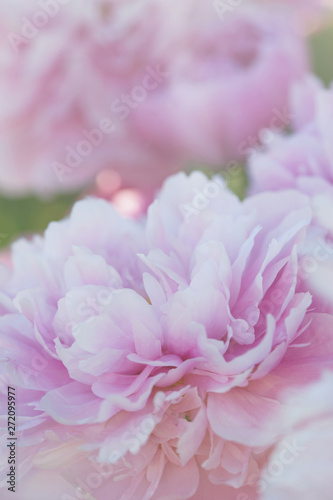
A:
[
  {"xmin": 249, "ymin": 75, "xmax": 333, "ymax": 312},
  {"xmin": 1, "ymin": 172, "xmax": 333, "ymax": 499},
  {"xmin": 131, "ymin": 2, "xmax": 308, "ymax": 169},
  {"xmin": 0, "ymin": 0, "xmax": 180, "ymax": 197},
  {"xmin": 249, "ymin": 76, "xmax": 333, "ymax": 194},
  {"xmin": 0, "ymin": 0, "xmax": 308, "ymax": 196},
  {"xmin": 259, "ymin": 372, "xmax": 333, "ymax": 500}
]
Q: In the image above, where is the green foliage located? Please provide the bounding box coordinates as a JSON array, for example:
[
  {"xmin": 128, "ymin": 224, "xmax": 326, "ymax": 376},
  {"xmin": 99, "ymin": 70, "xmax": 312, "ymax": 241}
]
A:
[{"xmin": 0, "ymin": 192, "xmax": 80, "ymax": 249}]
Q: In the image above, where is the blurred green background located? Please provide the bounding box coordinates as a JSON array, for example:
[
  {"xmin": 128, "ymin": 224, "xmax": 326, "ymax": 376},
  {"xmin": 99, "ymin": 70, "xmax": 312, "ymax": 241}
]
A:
[{"xmin": 0, "ymin": 23, "xmax": 332, "ymax": 251}]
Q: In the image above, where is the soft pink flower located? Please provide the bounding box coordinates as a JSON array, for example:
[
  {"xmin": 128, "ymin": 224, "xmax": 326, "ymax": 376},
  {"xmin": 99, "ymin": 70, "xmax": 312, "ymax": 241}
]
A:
[
  {"xmin": 0, "ymin": 0, "xmax": 180, "ymax": 197},
  {"xmin": 260, "ymin": 371, "xmax": 333, "ymax": 500},
  {"xmin": 0, "ymin": 0, "xmax": 308, "ymax": 196},
  {"xmin": 249, "ymin": 76, "xmax": 333, "ymax": 193},
  {"xmin": 1, "ymin": 172, "xmax": 333, "ymax": 499},
  {"xmin": 131, "ymin": 3, "xmax": 308, "ymax": 169},
  {"xmin": 249, "ymin": 75, "xmax": 333, "ymax": 312}
]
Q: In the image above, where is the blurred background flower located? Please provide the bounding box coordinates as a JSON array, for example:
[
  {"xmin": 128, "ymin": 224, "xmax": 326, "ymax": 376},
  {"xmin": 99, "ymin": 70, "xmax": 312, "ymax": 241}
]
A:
[{"xmin": 1, "ymin": 0, "xmax": 332, "ymax": 248}]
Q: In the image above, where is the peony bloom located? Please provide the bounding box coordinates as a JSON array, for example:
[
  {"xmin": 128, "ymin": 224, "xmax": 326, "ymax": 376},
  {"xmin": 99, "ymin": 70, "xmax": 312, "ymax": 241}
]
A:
[
  {"xmin": 0, "ymin": 0, "xmax": 180, "ymax": 197},
  {"xmin": 249, "ymin": 75, "xmax": 333, "ymax": 312},
  {"xmin": 1, "ymin": 172, "xmax": 333, "ymax": 499},
  {"xmin": 249, "ymin": 76, "xmax": 333, "ymax": 194},
  {"xmin": 131, "ymin": 2, "xmax": 308, "ymax": 169},
  {"xmin": 0, "ymin": 0, "xmax": 308, "ymax": 196},
  {"xmin": 259, "ymin": 372, "xmax": 333, "ymax": 500}
]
